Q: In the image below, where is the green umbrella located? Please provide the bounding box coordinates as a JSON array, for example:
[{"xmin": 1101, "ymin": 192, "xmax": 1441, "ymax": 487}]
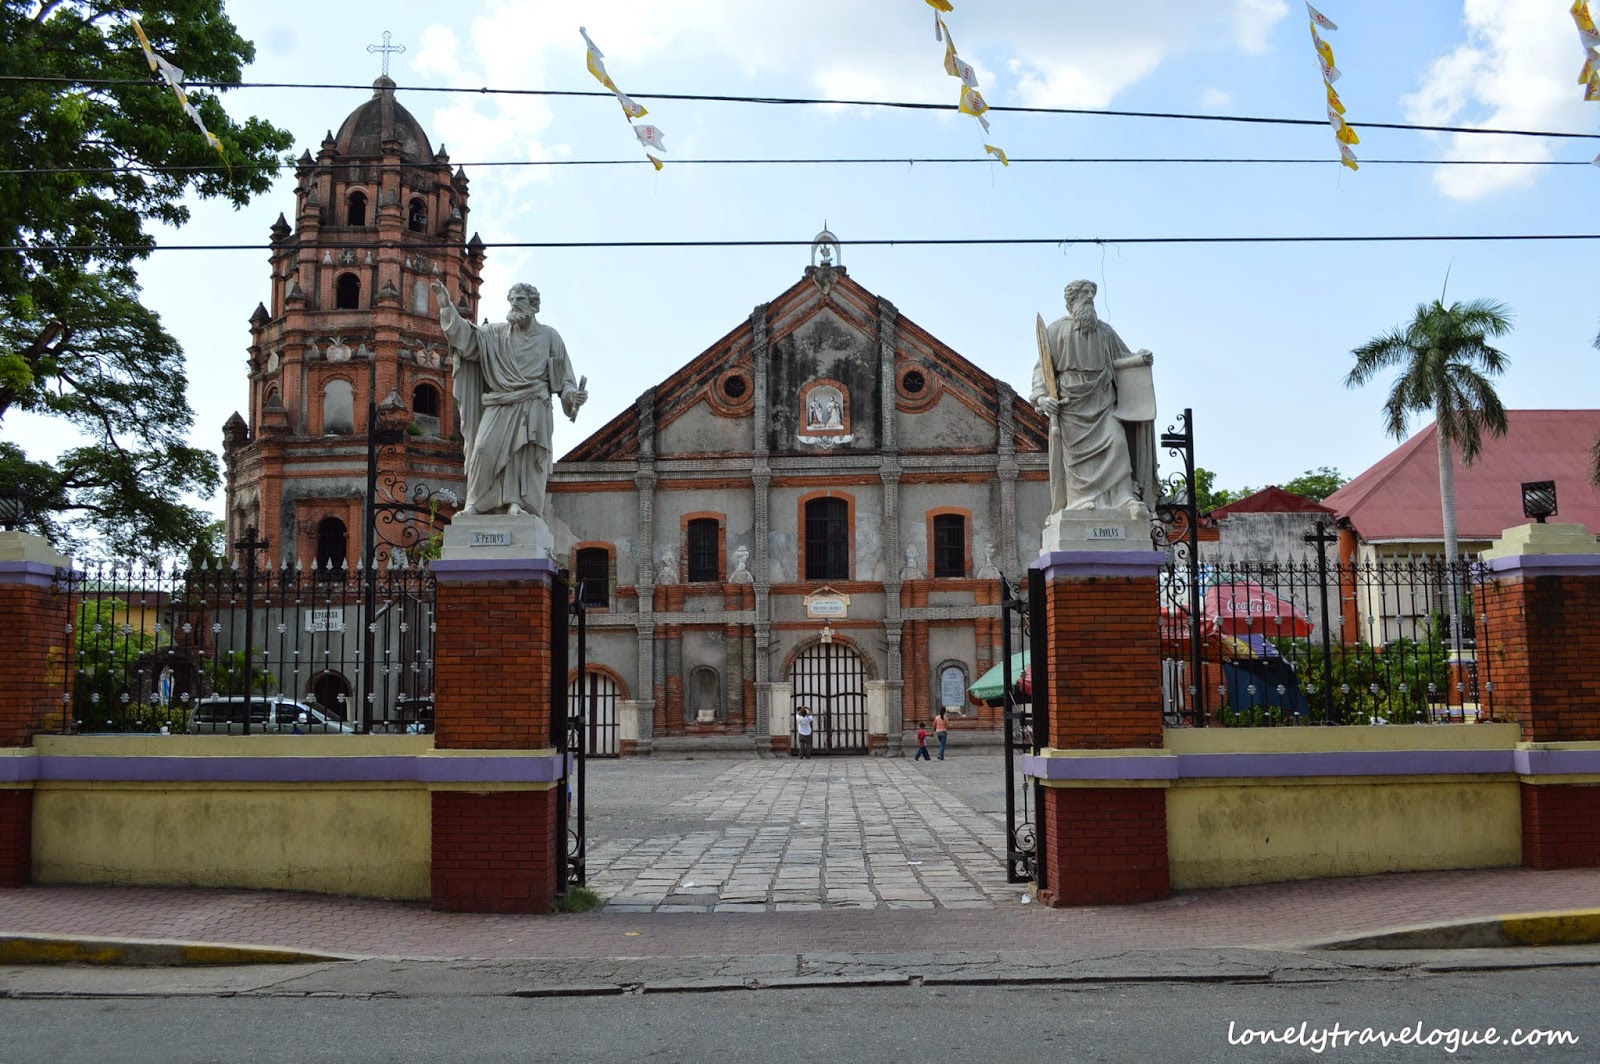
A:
[{"xmin": 966, "ymin": 650, "xmax": 1030, "ymax": 704}]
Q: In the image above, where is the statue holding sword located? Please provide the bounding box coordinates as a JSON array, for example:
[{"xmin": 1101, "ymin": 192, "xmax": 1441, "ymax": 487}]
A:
[
  {"xmin": 1030, "ymin": 279, "xmax": 1158, "ymax": 518},
  {"xmin": 430, "ymin": 278, "xmax": 587, "ymax": 519}
]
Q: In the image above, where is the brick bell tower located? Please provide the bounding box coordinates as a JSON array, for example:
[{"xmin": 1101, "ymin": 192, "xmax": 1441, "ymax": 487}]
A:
[{"xmin": 223, "ymin": 75, "xmax": 485, "ymax": 568}]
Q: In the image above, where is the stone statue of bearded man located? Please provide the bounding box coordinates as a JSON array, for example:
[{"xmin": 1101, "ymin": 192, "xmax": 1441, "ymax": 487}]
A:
[{"xmin": 431, "ymin": 280, "xmax": 587, "ymax": 518}]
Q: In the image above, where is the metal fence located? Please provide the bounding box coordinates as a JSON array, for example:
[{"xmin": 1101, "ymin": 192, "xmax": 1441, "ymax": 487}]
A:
[
  {"xmin": 54, "ymin": 557, "xmax": 436, "ymax": 734},
  {"xmin": 1159, "ymin": 556, "xmax": 1492, "ymax": 727}
]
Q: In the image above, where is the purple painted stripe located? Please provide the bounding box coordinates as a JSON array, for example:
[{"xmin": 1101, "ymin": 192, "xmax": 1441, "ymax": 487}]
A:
[
  {"xmin": 1514, "ymin": 748, "xmax": 1600, "ymax": 776},
  {"xmin": 1483, "ymin": 553, "xmax": 1600, "ymax": 578},
  {"xmin": 0, "ymin": 560, "xmax": 62, "ymax": 589},
  {"xmin": 0, "ymin": 756, "xmax": 38, "ymax": 783},
  {"xmin": 431, "ymin": 557, "xmax": 557, "ymax": 584},
  {"xmin": 1021, "ymin": 748, "xmax": 1563, "ymax": 781},
  {"xmin": 1032, "ymin": 550, "xmax": 1168, "ymax": 581},
  {"xmin": 22, "ymin": 754, "xmax": 564, "ymax": 785}
]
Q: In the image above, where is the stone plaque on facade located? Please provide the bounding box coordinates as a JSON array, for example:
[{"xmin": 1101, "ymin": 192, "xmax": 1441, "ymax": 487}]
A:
[
  {"xmin": 804, "ymin": 586, "xmax": 851, "ymax": 619},
  {"xmin": 305, "ymin": 608, "xmax": 346, "ymax": 633}
]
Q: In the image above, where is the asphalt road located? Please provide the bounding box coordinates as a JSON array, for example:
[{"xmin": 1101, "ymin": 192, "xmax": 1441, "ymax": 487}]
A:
[{"xmin": 1, "ymin": 964, "xmax": 1593, "ymax": 1063}]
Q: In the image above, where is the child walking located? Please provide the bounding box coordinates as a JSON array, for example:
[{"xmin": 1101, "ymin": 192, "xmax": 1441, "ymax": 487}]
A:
[{"xmin": 914, "ymin": 721, "xmax": 932, "ymax": 761}]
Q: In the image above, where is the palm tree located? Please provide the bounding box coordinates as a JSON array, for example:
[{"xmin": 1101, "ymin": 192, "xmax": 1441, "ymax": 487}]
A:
[{"xmin": 1346, "ymin": 297, "xmax": 1513, "ymax": 648}]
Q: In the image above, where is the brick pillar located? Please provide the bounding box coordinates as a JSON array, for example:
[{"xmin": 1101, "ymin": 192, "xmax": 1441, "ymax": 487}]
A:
[
  {"xmin": 430, "ymin": 556, "xmax": 562, "ymax": 913},
  {"xmin": 1032, "ymin": 549, "xmax": 1170, "ymax": 906},
  {"xmin": 0, "ymin": 533, "xmax": 71, "ymax": 888},
  {"xmin": 1481, "ymin": 523, "xmax": 1600, "ymax": 870}
]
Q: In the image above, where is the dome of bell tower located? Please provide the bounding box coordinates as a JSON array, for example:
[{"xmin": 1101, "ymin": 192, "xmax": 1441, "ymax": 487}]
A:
[{"xmin": 332, "ymin": 75, "xmax": 434, "ymax": 162}]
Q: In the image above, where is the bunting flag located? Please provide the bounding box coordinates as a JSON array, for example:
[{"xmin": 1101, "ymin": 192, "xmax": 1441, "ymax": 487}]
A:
[
  {"xmin": 130, "ymin": 18, "xmax": 229, "ymax": 170},
  {"xmin": 581, "ymin": 27, "xmax": 666, "ymax": 168},
  {"xmin": 923, "ymin": 5, "xmax": 1004, "ymax": 162},
  {"xmin": 1305, "ymin": 7, "xmax": 1356, "ymax": 169},
  {"xmin": 1574, "ymin": 2, "xmax": 1600, "ymax": 100}
]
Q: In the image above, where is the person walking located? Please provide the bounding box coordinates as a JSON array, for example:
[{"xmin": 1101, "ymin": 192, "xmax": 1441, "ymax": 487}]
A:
[
  {"xmin": 794, "ymin": 705, "xmax": 815, "ymax": 759},
  {"xmin": 914, "ymin": 721, "xmax": 932, "ymax": 761},
  {"xmin": 933, "ymin": 709, "xmax": 949, "ymax": 759}
]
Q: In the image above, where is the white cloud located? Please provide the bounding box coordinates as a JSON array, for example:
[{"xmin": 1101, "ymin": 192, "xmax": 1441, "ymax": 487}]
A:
[
  {"xmin": 1202, "ymin": 87, "xmax": 1233, "ymax": 110},
  {"xmin": 1403, "ymin": 0, "xmax": 1590, "ymax": 200}
]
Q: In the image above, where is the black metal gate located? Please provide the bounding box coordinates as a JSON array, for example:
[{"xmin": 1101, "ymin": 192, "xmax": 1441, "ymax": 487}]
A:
[
  {"xmin": 554, "ymin": 575, "xmax": 586, "ymax": 893},
  {"xmin": 1000, "ymin": 572, "xmax": 1047, "ymax": 889},
  {"xmin": 790, "ymin": 640, "xmax": 868, "ymax": 755},
  {"xmin": 568, "ymin": 671, "xmax": 619, "ymax": 757}
]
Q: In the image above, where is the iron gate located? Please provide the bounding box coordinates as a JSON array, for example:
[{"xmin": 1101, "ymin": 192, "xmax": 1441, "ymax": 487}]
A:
[
  {"xmin": 554, "ymin": 574, "xmax": 586, "ymax": 892},
  {"xmin": 568, "ymin": 671, "xmax": 620, "ymax": 757},
  {"xmin": 999, "ymin": 572, "xmax": 1047, "ymax": 889},
  {"xmin": 790, "ymin": 640, "xmax": 868, "ymax": 755}
]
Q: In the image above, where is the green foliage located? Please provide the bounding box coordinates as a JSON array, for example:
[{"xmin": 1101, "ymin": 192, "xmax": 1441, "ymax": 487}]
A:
[
  {"xmin": 204, "ymin": 650, "xmax": 277, "ymax": 696},
  {"xmin": 0, "ymin": 1, "xmax": 294, "ymax": 557},
  {"xmin": 1192, "ymin": 468, "xmax": 1251, "ymax": 513},
  {"xmin": 1280, "ymin": 466, "xmax": 1347, "ymax": 502},
  {"xmin": 71, "ymin": 595, "xmax": 164, "ymax": 729},
  {"xmin": 553, "ymin": 886, "xmax": 604, "ymax": 914}
]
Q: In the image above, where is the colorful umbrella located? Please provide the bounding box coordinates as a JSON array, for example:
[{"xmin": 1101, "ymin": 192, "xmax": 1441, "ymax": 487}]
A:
[
  {"xmin": 1201, "ymin": 582, "xmax": 1313, "ymax": 639},
  {"xmin": 967, "ymin": 650, "xmax": 1029, "ymax": 705}
]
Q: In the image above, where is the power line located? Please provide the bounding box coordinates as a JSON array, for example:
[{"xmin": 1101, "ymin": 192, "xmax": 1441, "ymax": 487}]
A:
[
  {"xmin": 9, "ymin": 234, "xmax": 1600, "ymax": 256},
  {"xmin": 5, "ymin": 156, "xmax": 1596, "ymax": 178},
  {"xmin": 5, "ymin": 74, "xmax": 1598, "ymax": 141}
]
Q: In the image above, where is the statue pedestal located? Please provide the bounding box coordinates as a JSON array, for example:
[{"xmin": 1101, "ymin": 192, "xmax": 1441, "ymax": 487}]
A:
[
  {"xmin": 1040, "ymin": 506, "xmax": 1154, "ymax": 555},
  {"xmin": 441, "ymin": 513, "xmax": 555, "ymax": 561}
]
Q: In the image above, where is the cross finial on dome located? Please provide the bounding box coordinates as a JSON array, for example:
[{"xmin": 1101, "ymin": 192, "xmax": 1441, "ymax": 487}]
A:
[{"xmin": 367, "ymin": 30, "xmax": 406, "ymax": 77}]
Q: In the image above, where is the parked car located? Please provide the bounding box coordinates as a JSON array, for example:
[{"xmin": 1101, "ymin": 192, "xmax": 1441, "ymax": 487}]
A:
[{"xmin": 186, "ymin": 695, "xmax": 356, "ymax": 735}]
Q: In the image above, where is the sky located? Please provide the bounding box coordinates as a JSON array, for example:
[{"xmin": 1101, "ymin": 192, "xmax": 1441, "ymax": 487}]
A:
[{"xmin": 17, "ymin": 0, "xmax": 1600, "ymax": 515}]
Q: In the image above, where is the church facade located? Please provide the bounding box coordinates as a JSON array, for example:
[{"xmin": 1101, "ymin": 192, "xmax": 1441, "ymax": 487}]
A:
[{"xmin": 548, "ymin": 236, "xmax": 1053, "ymax": 755}]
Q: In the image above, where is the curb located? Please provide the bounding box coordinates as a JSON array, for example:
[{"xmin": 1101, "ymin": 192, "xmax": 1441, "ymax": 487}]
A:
[
  {"xmin": 1314, "ymin": 909, "xmax": 1600, "ymax": 951},
  {"xmin": 0, "ymin": 933, "xmax": 358, "ymax": 967}
]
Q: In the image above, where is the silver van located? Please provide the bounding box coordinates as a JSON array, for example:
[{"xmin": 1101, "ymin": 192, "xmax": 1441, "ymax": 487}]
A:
[{"xmin": 186, "ymin": 695, "xmax": 356, "ymax": 735}]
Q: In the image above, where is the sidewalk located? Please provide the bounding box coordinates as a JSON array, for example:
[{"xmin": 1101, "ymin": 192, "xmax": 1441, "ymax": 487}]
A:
[{"xmin": 2, "ymin": 866, "xmax": 1598, "ymax": 962}]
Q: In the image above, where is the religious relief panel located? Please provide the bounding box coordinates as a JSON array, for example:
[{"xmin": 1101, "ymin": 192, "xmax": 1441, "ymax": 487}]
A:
[{"xmin": 796, "ymin": 378, "xmax": 852, "ymax": 447}]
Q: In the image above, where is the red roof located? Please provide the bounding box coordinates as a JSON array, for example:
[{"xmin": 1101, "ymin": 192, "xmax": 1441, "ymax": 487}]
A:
[
  {"xmin": 1324, "ymin": 410, "xmax": 1600, "ymax": 543},
  {"xmin": 1210, "ymin": 485, "xmax": 1337, "ymax": 517}
]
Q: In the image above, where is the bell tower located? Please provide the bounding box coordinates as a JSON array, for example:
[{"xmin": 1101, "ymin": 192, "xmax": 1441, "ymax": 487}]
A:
[{"xmin": 224, "ymin": 75, "xmax": 485, "ymax": 567}]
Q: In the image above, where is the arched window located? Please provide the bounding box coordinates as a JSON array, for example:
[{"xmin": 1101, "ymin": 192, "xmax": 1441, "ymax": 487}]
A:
[
  {"xmin": 933, "ymin": 513, "xmax": 967, "ymax": 578},
  {"xmin": 804, "ymin": 497, "xmax": 849, "ymax": 581},
  {"xmin": 335, "ymin": 273, "xmax": 360, "ymax": 310},
  {"xmin": 310, "ymin": 672, "xmax": 351, "ymax": 719},
  {"xmin": 575, "ymin": 547, "xmax": 610, "ymax": 608},
  {"xmin": 687, "ymin": 666, "xmax": 722, "ymax": 723},
  {"xmin": 321, "ymin": 379, "xmax": 353, "ymax": 435},
  {"xmin": 315, "ymin": 517, "xmax": 348, "ymax": 576},
  {"xmin": 408, "ymin": 198, "xmax": 428, "ymax": 233},
  {"xmin": 412, "ymin": 383, "xmax": 440, "ymax": 418},
  {"xmin": 686, "ymin": 517, "xmax": 720, "ymax": 583},
  {"xmin": 346, "ymin": 190, "xmax": 367, "ymax": 227}
]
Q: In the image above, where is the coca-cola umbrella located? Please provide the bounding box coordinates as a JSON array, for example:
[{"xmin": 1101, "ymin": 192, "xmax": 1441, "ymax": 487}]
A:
[{"xmin": 1201, "ymin": 582, "xmax": 1313, "ymax": 639}]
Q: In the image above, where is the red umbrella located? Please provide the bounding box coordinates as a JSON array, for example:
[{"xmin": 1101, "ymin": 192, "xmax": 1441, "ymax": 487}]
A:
[{"xmin": 1201, "ymin": 582, "xmax": 1313, "ymax": 639}]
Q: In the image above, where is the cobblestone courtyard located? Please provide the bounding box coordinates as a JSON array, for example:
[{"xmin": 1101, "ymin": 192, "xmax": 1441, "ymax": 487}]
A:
[{"xmin": 584, "ymin": 754, "xmax": 1023, "ymax": 913}]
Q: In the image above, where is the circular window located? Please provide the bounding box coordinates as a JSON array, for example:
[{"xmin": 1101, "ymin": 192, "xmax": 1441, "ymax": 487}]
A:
[
  {"xmin": 723, "ymin": 374, "xmax": 748, "ymax": 399},
  {"xmin": 902, "ymin": 370, "xmax": 926, "ymax": 394}
]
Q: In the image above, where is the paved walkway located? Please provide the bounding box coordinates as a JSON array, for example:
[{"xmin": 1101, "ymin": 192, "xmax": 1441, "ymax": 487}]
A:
[{"xmin": 587, "ymin": 759, "xmax": 1011, "ymax": 912}]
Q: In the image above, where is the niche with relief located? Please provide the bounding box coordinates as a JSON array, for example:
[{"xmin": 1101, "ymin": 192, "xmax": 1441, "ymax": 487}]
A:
[{"xmin": 797, "ymin": 378, "xmax": 852, "ymax": 447}]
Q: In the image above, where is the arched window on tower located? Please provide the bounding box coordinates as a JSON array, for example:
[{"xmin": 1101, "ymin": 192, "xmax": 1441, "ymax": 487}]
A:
[
  {"xmin": 346, "ymin": 190, "xmax": 367, "ymax": 227},
  {"xmin": 412, "ymin": 383, "xmax": 441, "ymax": 437},
  {"xmin": 408, "ymin": 198, "xmax": 428, "ymax": 233},
  {"xmin": 335, "ymin": 273, "xmax": 361, "ymax": 310},
  {"xmin": 315, "ymin": 517, "xmax": 348, "ymax": 578}
]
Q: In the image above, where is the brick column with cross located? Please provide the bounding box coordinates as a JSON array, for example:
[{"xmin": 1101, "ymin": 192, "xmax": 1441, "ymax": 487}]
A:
[
  {"xmin": 429, "ymin": 554, "xmax": 564, "ymax": 913},
  {"xmin": 1029, "ymin": 549, "xmax": 1171, "ymax": 906},
  {"xmin": 0, "ymin": 533, "xmax": 71, "ymax": 887},
  {"xmin": 1480, "ymin": 523, "xmax": 1600, "ymax": 870}
]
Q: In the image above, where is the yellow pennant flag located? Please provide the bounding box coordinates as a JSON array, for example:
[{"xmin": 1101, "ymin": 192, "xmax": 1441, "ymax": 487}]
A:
[
  {"xmin": 1587, "ymin": 77, "xmax": 1600, "ymax": 101},
  {"xmin": 586, "ymin": 50, "xmax": 618, "ymax": 93},
  {"xmin": 1328, "ymin": 108, "xmax": 1359, "ymax": 144},
  {"xmin": 1326, "ymin": 82, "xmax": 1345, "ymax": 115},
  {"xmin": 614, "ymin": 91, "xmax": 647, "ymax": 119},
  {"xmin": 1312, "ymin": 31, "xmax": 1335, "ymax": 70},
  {"xmin": 648, "ymin": 154, "xmax": 664, "ymax": 171},
  {"xmin": 984, "ymin": 144, "xmax": 1008, "ymax": 166},
  {"xmin": 959, "ymin": 87, "xmax": 991, "ymax": 132},
  {"xmin": 925, "ymin": 0, "xmax": 953, "ymax": 9},
  {"xmin": 1580, "ymin": 50, "xmax": 1599, "ymax": 84},
  {"xmin": 1339, "ymin": 144, "xmax": 1359, "ymax": 170},
  {"xmin": 1574, "ymin": 0, "xmax": 1598, "ymax": 35},
  {"xmin": 945, "ymin": 47, "xmax": 978, "ymax": 87},
  {"xmin": 1306, "ymin": 2, "xmax": 1338, "ymax": 31}
]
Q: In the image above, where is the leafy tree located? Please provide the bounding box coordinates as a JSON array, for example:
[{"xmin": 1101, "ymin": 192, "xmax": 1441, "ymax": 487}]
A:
[
  {"xmin": 0, "ymin": 1, "xmax": 293, "ymax": 557},
  {"xmin": 1346, "ymin": 297, "xmax": 1512, "ymax": 644},
  {"xmin": 1280, "ymin": 466, "xmax": 1346, "ymax": 502},
  {"xmin": 1192, "ymin": 468, "xmax": 1254, "ymax": 514}
]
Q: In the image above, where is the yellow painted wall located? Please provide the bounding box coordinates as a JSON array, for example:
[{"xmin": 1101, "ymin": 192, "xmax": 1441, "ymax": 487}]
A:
[
  {"xmin": 1164, "ymin": 724, "xmax": 1523, "ymax": 889},
  {"xmin": 33, "ymin": 782, "xmax": 431, "ymax": 899}
]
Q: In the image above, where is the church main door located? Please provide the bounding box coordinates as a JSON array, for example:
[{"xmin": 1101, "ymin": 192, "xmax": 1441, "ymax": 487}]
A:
[{"xmin": 789, "ymin": 641, "xmax": 868, "ymax": 755}]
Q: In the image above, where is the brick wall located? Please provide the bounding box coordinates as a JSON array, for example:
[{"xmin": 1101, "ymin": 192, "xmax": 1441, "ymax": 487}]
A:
[
  {"xmin": 0, "ymin": 578, "xmax": 68, "ymax": 748},
  {"xmin": 0, "ymin": 790, "xmax": 31, "ymax": 888},
  {"xmin": 433, "ymin": 576, "xmax": 553, "ymax": 750},
  {"xmin": 1040, "ymin": 787, "xmax": 1169, "ymax": 905},
  {"xmin": 1041, "ymin": 574, "xmax": 1164, "ymax": 751},
  {"xmin": 431, "ymin": 790, "xmax": 559, "ymax": 912},
  {"xmin": 1522, "ymin": 785, "xmax": 1600, "ymax": 869},
  {"xmin": 1483, "ymin": 574, "xmax": 1600, "ymax": 743}
]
